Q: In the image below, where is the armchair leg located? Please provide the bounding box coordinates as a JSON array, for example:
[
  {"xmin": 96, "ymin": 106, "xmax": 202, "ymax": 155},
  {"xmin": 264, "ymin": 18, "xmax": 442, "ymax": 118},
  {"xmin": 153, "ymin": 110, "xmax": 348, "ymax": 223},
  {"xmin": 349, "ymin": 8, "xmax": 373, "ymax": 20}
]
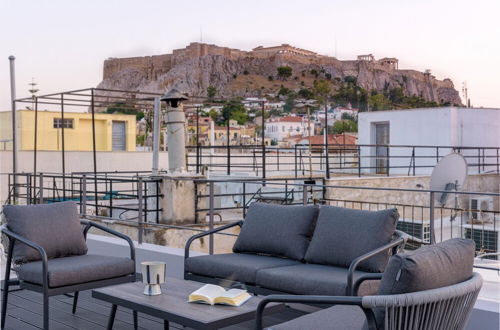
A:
[
  {"xmin": 72, "ymin": 292, "xmax": 79, "ymax": 314},
  {"xmin": 1, "ymin": 241, "xmax": 14, "ymax": 329},
  {"xmin": 1, "ymin": 279, "xmax": 9, "ymax": 329},
  {"xmin": 43, "ymin": 290, "xmax": 49, "ymax": 330},
  {"xmin": 133, "ymin": 310, "xmax": 138, "ymax": 329}
]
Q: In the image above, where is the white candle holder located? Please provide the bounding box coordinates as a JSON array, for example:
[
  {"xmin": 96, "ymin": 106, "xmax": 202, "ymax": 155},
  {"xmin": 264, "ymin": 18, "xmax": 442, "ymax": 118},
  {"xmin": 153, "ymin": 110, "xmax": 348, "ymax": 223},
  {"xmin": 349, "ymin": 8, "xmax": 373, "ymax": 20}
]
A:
[{"xmin": 141, "ymin": 261, "xmax": 166, "ymax": 296}]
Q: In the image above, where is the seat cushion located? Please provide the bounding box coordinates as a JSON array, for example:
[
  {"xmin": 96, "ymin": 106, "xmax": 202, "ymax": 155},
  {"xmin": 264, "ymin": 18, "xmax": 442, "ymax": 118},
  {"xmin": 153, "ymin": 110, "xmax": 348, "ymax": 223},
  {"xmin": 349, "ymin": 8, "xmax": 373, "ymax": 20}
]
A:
[
  {"xmin": 305, "ymin": 206, "xmax": 399, "ymax": 272},
  {"xmin": 3, "ymin": 201, "xmax": 88, "ymax": 263},
  {"xmin": 233, "ymin": 203, "xmax": 319, "ymax": 260},
  {"xmin": 185, "ymin": 253, "xmax": 301, "ymax": 284},
  {"xmin": 15, "ymin": 254, "xmax": 135, "ymax": 288},
  {"xmin": 256, "ymin": 263, "xmax": 379, "ymax": 296},
  {"xmin": 378, "ymin": 238, "xmax": 475, "ymax": 295},
  {"xmin": 266, "ymin": 305, "xmax": 368, "ymax": 330}
]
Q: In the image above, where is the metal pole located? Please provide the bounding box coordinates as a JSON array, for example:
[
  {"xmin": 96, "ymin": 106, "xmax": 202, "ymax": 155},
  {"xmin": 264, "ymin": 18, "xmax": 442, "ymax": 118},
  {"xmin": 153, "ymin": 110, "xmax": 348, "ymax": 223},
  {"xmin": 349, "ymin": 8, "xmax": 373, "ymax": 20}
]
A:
[
  {"xmin": 90, "ymin": 89, "xmax": 98, "ymax": 214},
  {"xmin": 196, "ymin": 106, "xmax": 200, "ymax": 174},
  {"xmin": 209, "ymin": 181, "xmax": 214, "ymax": 255},
  {"xmin": 307, "ymin": 106, "xmax": 313, "ymax": 178},
  {"xmin": 39, "ymin": 173, "xmax": 44, "ymax": 204},
  {"xmin": 9, "ymin": 56, "xmax": 18, "ymax": 197},
  {"xmin": 226, "ymin": 119, "xmax": 230, "ymax": 175},
  {"xmin": 138, "ymin": 177, "xmax": 144, "ymax": 244},
  {"xmin": 33, "ymin": 97, "xmax": 38, "ymax": 174},
  {"xmin": 324, "ymin": 99, "xmax": 330, "ymax": 179},
  {"xmin": 261, "ymin": 102, "xmax": 266, "ymax": 179},
  {"xmin": 152, "ymin": 97, "xmax": 160, "ymax": 175},
  {"xmin": 82, "ymin": 175, "xmax": 87, "ymax": 216},
  {"xmin": 61, "ymin": 94, "xmax": 66, "ymax": 200},
  {"xmin": 302, "ymin": 183, "xmax": 308, "ymax": 205},
  {"xmin": 429, "ymin": 191, "xmax": 435, "ymax": 244}
]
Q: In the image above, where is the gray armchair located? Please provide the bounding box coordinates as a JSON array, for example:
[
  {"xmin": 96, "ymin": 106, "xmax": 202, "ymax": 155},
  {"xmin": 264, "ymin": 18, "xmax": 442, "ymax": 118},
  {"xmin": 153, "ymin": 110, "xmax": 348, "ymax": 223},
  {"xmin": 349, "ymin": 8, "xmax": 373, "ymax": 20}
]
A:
[
  {"xmin": 256, "ymin": 238, "xmax": 482, "ymax": 330},
  {"xmin": 1, "ymin": 202, "xmax": 136, "ymax": 330}
]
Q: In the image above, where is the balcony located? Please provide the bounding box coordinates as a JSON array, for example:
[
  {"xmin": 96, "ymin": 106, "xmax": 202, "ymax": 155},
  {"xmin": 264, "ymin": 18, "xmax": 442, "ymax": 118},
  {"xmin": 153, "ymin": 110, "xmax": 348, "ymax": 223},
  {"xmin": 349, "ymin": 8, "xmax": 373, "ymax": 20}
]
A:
[{"xmin": 1, "ymin": 174, "xmax": 498, "ymax": 329}]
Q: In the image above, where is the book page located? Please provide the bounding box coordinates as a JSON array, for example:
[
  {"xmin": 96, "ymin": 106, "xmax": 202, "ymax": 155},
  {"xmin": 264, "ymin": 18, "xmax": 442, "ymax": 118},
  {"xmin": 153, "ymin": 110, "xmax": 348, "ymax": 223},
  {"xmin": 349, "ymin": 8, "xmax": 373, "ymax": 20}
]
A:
[
  {"xmin": 220, "ymin": 289, "xmax": 247, "ymax": 298},
  {"xmin": 189, "ymin": 284, "xmax": 226, "ymax": 304}
]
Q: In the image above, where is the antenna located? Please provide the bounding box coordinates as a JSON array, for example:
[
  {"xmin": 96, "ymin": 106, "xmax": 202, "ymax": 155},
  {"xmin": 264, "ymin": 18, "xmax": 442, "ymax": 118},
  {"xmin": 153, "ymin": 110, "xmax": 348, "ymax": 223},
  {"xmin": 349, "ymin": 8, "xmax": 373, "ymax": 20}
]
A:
[
  {"xmin": 28, "ymin": 77, "xmax": 39, "ymax": 111},
  {"xmin": 28, "ymin": 77, "xmax": 39, "ymax": 96},
  {"xmin": 200, "ymin": 26, "xmax": 203, "ymax": 44},
  {"xmin": 430, "ymin": 153, "xmax": 468, "ymax": 206}
]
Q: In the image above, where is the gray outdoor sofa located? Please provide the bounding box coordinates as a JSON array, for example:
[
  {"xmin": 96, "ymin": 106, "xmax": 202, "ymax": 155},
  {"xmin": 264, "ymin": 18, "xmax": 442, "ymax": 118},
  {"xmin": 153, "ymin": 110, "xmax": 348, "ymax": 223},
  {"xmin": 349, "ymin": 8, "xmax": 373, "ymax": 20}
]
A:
[
  {"xmin": 255, "ymin": 238, "xmax": 482, "ymax": 330},
  {"xmin": 184, "ymin": 202, "xmax": 406, "ymax": 297},
  {"xmin": 1, "ymin": 201, "xmax": 136, "ymax": 330}
]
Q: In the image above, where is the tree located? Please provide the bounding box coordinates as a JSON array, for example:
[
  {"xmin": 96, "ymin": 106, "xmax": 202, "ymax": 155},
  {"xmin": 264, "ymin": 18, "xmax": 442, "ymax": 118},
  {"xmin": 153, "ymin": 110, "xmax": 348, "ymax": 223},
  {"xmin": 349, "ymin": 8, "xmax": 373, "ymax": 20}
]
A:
[
  {"xmin": 278, "ymin": 86, "xmax": 291, "ymax": 96},
  {"xmin": 221, "ymin": 100, "xmax": 248, "ymax": 125},
  {"xmin": 313, "ymin": 79, "xmax": 331, "ymax": 102},
  {"xmin": 106, "ymin": 102, "xmax": 144, "ymax": 121},
  {"xmin": 208, "ymin": 109, "xmax": 218, "ymax": 122},
  {"xmin": 298, "ymin": 88, "xmax": 314, "ymax": 99},
  {"xmin": 369, "ymin": 93, "xmax": 392, "ymax": 111},
  {"xmin": 283, "ymin": 95, "xmax": 295, "ymax": 113},
  {"xmin": 331, "ymin": 120, "xmax": 358, "ymax": 134},
  {"xmin": 207, "ymin": 86, "xmax": 217, "ymax": 100},
  {"xmin": 277, "ymin": 66, "xmax": 293, "ymax": 81},
  {"xmin": 344, "ymin": 76, "xmax": 357, "ymax": 85}
]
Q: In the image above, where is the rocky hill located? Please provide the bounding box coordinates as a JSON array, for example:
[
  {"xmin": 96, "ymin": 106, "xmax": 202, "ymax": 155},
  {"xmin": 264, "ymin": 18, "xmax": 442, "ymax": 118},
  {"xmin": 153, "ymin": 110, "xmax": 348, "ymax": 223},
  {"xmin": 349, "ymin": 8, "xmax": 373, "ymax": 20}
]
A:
[{"xmin": 97, "ymin": 42, "xmax": 461, "ymax": 105}]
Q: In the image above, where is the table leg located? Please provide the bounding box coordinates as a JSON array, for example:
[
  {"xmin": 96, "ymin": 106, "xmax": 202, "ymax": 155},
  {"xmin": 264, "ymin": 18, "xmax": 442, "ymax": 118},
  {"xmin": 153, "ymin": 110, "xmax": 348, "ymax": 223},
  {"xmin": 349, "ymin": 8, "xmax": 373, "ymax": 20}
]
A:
[
  {"xmin": 163, "ymin": 320, "xmax": 169, "ymax": 330},
  {"xmin": 107, "ymin": 304, "xmax": 117, "ymax": 330},
  {"xmin": 133, "ymin": 310, "xmax": 138, "ymax": 329}
]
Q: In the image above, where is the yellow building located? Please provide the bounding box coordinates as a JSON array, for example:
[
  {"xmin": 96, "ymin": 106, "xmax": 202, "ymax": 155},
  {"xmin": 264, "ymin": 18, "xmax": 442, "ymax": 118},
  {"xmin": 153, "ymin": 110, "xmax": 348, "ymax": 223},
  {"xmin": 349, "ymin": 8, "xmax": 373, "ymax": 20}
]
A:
[{"xmin": 0, "ymin": 110, "xmax": 136, "ymax": 151}]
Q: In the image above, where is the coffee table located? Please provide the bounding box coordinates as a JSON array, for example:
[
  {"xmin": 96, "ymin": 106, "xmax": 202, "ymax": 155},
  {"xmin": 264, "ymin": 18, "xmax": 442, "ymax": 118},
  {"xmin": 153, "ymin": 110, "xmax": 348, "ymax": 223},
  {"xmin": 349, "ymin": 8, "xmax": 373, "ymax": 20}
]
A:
[{"xmin": 92, "ymin": 277, "xmax": 284, "ymax": 330}]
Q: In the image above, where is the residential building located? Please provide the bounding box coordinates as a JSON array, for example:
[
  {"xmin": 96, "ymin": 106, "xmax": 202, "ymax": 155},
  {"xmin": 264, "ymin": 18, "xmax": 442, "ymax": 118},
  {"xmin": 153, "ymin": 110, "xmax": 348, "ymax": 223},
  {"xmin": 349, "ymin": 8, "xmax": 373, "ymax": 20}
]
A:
[
  {"xmin": 265, "ymin": 116, "xmax": 315, "ymax": 144},
  {"xmin": 358, "ymin": 107, "xmax": 500, "ymax": 174},
  {"xmin": 333, "ymin": 106, "xmax": 358, "ymax": 120},
  {"xmin": 0, "ymin": 110, "xmax": 136, "ymax": 151}
]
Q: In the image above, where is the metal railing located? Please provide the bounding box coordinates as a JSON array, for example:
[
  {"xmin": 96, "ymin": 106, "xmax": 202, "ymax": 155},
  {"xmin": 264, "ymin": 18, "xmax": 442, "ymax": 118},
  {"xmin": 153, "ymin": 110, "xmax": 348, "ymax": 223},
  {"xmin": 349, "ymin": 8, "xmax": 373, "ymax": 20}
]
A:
[
  {"xmin": 3, "ymin": 172, "xmax": 499, "ymax": 268},
  {"xmin": 193, "ymin": 178, "xmax": 500, "ymax": 266},
  {"xmin": 186, "ymin": 144, "xmax": 500, "ymax": 178},
  {"xmin": 6, "ymin": 172, "xmax": 164, "ymax": 240}
]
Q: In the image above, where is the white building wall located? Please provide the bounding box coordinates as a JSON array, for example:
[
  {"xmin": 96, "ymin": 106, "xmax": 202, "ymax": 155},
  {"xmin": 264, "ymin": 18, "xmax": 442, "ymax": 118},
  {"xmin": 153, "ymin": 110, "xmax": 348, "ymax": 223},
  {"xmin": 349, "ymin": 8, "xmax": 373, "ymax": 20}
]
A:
[{"xmin": 358, "ymin": 107, "xmax": 500, "ymax": 175}]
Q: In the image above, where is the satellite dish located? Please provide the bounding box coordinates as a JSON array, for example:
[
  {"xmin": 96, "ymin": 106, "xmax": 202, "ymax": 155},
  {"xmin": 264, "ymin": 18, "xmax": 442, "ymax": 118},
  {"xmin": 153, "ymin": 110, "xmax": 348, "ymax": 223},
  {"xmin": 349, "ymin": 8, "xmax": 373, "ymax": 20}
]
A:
[{"xmin": 430, "ymin": 153, "xmax": 468, "ymax": 205}]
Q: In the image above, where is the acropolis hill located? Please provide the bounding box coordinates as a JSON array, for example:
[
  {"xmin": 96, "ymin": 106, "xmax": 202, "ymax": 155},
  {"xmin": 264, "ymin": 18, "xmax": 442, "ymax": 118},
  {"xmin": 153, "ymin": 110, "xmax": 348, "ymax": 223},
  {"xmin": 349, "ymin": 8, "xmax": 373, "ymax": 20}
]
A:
[{"xmin": 97, "ymin": 42, "xmax": 461, "ymax": 104}]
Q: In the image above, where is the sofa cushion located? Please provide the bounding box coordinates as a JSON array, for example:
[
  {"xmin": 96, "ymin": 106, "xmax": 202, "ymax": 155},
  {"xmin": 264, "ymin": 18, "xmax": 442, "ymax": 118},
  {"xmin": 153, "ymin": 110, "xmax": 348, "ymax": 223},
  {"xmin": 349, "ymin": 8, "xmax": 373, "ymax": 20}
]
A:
[
  {"xmin": 305, "ymin": 206, "xmax": 399, "ymax": 272},
  {"xmin": 15, "ymin": 254, "xmax": 135, "ymax": 288},
  {"xmin": 3, "ymin": 202, "xmax": 88, "ymax": 263},
  {"xmin": 185, "ymin": 253, "xmax": 301, "ymax": 284},
  {"xmin": 378, "ymin": 238, "xmax": 475, "ymax": 295},
  {"xmin": 256, "ymin": 263, "xmax": 379, "ymax": 296},
  {"xmin": 233, "ymin": 203, "xmax": 319, "ymax": 260},
  {"xmin": 266, "ymin": 305, "xmax": 368, "ymax": 330}
]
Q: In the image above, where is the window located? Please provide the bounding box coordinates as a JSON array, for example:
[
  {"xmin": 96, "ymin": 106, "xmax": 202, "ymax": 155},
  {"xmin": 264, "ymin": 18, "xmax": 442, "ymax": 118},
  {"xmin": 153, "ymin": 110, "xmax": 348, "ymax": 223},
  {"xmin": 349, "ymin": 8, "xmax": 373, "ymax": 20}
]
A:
[{"xmin": 53, "ymin": 118, "xmax": 73, "ymax": 129}]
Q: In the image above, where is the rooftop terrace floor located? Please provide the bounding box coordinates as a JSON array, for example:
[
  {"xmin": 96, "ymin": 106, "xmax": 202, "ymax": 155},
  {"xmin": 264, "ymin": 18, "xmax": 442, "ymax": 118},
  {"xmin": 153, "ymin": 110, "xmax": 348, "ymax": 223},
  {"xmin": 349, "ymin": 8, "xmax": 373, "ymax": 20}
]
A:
[{"xmin": 1, "ymin": 287, "xmax": 306, "ymax": 330}]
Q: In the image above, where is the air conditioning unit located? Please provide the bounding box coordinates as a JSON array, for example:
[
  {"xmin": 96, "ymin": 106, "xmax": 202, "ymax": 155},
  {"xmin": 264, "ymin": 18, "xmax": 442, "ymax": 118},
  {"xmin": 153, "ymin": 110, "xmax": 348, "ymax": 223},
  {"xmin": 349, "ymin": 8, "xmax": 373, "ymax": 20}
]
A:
[
  {"xmin": 463, "ymin": 225, "xmax": 499, "ymax": 259},
  {"xmin": 396, "ymin": 219, "xmax": 431, "ymax": 244},
  {"xmin": 469, "ymin": 197, "xmax": 494, "ymax": 223}
]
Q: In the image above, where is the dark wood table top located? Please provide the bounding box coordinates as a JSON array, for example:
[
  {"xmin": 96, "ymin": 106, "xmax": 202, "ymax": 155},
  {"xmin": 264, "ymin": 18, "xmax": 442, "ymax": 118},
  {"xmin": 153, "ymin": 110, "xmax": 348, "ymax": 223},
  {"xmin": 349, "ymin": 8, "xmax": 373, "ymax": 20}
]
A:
[{"xmin": 92, "ymin": 277, "xmax": 284, "ymax": 330}]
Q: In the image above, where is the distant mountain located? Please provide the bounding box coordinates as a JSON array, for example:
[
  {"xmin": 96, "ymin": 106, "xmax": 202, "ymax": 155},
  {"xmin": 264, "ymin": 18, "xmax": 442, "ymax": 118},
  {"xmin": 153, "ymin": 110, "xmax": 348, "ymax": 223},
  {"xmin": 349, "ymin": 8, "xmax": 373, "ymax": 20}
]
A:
[{"xmin": 97, "ymin": 42, "xmax": 461, "ymax": 105}]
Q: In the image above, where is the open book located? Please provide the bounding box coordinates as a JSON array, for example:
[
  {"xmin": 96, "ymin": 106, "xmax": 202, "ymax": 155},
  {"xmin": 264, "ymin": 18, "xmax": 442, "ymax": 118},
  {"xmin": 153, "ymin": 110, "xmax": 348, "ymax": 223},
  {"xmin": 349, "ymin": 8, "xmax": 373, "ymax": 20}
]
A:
[{"xmin": 188, "ymin": 284, "xmax": 252, "ymax": 307}]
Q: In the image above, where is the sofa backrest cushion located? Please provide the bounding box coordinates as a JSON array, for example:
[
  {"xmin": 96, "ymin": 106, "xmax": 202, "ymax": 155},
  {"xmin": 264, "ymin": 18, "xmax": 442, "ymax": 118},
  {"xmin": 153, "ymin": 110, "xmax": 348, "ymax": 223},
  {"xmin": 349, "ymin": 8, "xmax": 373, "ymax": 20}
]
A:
[
  {"xmin": 377, "ymin": 238, "xmax": 475, "ymax": 295},
  {"xmin": 233, "ymin": 202, "xmax": 319, "ymax": 260},
  {"xmin": 304, "ymin": 206, "xmax": 399, "ymax": 272},
  {"xmin": 3, "ymin": 201, "xmax": 88, "ymax": 263}
]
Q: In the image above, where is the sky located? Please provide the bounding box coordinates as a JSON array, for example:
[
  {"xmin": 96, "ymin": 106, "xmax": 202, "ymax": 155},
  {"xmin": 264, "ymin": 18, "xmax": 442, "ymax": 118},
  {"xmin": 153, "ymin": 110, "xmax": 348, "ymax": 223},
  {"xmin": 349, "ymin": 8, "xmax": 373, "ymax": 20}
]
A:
[{"xmin": 1, "ymin": 0, "xmax": 500, "ymax": 110}]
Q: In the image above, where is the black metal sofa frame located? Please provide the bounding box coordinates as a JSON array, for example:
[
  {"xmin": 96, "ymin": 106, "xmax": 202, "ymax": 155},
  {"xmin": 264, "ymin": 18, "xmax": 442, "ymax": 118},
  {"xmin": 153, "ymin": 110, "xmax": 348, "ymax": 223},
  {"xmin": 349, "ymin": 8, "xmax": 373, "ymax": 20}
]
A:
[{"xmin": 184, "ymin": 220, "xmax": 406, "ymax": 297}]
